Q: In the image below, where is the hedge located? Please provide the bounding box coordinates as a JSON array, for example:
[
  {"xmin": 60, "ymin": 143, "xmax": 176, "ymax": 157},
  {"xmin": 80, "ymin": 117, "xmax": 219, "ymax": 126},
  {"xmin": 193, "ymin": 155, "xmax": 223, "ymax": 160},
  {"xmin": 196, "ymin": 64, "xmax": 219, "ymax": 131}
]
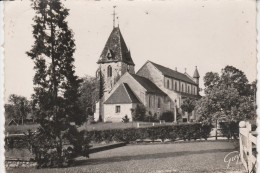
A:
[
  {"xmin": 84, "ymin": 123, "xmax": 213, "ymax": 143},
  {"xmin": 5, "ymin": 123, "xmax": 213, "ymax": 150}
]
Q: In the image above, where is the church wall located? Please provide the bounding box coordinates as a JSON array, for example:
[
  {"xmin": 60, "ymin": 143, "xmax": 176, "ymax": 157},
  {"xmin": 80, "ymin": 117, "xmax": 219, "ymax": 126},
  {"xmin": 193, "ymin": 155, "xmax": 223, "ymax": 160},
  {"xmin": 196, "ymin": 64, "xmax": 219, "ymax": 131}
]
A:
[
  {"xmin": 104, "ymin": 103, "xmax": 136, "ymax": 122},
  {"xmin": 121, "ymin": 62, "xmax": 135, "ymax": 74},
  {"xmin": 145, "ymin": 94, "xmax": 166, "ymax": 117},
  {"xmin": 137, "ymin": 62, "xmax": 165, "ymax": 89},
  {"xmin": 137, "ymin": 62, "xmax": 180, "ymax": 108},
  {"xmin": 100, "ymin": 62, "xmax": 123, "ymax": 100}
]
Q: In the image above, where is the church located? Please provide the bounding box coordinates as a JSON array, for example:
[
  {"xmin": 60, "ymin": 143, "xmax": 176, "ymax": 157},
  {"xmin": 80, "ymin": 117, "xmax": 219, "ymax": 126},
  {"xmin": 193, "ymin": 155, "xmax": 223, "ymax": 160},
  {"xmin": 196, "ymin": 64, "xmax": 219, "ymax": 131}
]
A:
[{"xmin": 94, "ymin": 21, "xmax": 201, "ymax": 123}]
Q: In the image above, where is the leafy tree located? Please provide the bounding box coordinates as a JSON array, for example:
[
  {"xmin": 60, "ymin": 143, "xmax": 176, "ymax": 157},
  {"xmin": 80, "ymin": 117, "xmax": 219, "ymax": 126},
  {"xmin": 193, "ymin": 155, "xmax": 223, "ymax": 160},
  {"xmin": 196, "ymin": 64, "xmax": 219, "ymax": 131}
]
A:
[
  {"xmin": 181, "ymin": 98, "xmax": 195, "ymax": 122},
  {"xmin": 26, "ymin": 0, "xmax": 85, "ymax": 167},
  {"xmin": 196, "ymin": 66, "xmax": 255, "ymax": 139},
  {"xmin": 5, "ymin": 94, "xmax": 30, "ymax": 125},
  {"xmin": 78, "ymin": 75, "xmax": 99, "ymax": 120}
]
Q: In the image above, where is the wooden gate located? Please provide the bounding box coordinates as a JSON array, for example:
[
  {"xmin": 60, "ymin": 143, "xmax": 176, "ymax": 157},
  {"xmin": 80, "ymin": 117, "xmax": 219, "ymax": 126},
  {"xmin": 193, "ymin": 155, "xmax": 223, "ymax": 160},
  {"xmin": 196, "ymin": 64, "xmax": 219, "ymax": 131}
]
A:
[{"xmin": 239, "ymin": 121, "xmax": 257, "ymax": 172}]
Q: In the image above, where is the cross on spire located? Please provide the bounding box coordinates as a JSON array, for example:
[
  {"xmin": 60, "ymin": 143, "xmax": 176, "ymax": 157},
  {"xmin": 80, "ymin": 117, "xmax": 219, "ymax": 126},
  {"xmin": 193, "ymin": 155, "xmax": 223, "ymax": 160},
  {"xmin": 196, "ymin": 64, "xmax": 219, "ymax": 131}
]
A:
[{"xmin": 112, "ymin": 6, "xmax": 117, "ymax": 28}]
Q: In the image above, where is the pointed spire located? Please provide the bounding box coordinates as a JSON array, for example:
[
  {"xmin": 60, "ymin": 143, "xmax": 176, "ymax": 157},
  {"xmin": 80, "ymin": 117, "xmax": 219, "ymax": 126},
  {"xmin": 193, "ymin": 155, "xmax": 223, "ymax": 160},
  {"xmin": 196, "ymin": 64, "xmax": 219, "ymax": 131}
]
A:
[
  {"xmin": 193, "ymin": 66, "xmax": 200, "ymax": 78},
  {"xmin": 97, "ymin": 27, "xmax": 135, "ymax": 65},
  {"xmin": 117, "ymin": 16, "xmax": 119, "ymax": 27}
]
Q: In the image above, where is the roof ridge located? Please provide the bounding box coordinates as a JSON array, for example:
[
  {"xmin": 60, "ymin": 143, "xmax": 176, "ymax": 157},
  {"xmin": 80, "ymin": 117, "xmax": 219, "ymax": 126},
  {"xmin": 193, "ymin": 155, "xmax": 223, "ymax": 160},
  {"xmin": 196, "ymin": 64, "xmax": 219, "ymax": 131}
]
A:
[
  {"xmin": 149, "ymin": 60, "xmax": 185, "ymax": 75},
  {"xmin": 148, "ymin": 60, "xmax": 197, "ymax": 85}
]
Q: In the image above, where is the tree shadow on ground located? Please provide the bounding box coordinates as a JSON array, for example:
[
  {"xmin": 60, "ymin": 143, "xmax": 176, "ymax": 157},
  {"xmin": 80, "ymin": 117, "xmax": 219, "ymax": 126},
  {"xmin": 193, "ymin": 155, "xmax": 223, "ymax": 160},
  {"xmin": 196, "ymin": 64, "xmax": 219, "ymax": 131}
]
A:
[{"xmin": 75, "ymin": 148, "xmax": 236, "ymax": 167}]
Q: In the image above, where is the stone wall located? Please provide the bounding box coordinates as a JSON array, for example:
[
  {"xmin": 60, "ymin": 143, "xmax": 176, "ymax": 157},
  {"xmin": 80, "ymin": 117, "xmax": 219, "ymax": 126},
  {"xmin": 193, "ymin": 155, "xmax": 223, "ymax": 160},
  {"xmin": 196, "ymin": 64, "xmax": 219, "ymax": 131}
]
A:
[{"xmin": 5, "ymin": 159, "xmax": 37, "ymax": 168}]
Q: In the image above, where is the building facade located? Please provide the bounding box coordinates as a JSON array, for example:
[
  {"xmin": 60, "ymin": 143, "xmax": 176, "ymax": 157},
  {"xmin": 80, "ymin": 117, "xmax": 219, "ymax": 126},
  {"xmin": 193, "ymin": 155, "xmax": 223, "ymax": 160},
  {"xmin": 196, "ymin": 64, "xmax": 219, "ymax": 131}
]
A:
[{"xmin": 94, "ymin": 26, "xmax": 200, "ymax": 123}]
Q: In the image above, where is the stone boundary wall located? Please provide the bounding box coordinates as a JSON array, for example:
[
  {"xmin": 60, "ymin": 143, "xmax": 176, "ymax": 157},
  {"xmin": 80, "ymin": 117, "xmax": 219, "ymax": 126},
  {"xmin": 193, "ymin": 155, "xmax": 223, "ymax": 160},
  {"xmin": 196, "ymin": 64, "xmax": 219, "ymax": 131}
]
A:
[{"xmin": 5, "ymin": 159, "xmax": 37, "ymax": 168}]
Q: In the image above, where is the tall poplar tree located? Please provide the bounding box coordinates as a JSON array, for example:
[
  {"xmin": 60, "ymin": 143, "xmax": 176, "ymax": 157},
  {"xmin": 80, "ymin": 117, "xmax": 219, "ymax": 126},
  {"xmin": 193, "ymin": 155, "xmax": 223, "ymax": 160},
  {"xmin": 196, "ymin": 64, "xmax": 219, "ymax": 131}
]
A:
[{"xmin": 27, "ymin": 0, "xmax": 84, "ymax": 167}]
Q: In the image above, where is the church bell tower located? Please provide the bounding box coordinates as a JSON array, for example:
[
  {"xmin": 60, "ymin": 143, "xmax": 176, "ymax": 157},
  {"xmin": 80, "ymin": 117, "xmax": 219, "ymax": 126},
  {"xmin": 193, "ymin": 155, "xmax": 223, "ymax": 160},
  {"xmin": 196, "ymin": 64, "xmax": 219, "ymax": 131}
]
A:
[{"xmin": 97, "ymin": 7, "xmax": 135, "ymax": 98}]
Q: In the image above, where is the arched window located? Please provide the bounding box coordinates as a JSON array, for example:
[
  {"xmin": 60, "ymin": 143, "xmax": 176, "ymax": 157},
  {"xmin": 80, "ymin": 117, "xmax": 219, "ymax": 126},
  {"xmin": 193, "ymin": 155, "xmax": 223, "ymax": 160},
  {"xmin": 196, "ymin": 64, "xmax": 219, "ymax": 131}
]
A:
[
  {"xmin": 107, "ymin": 65, "xmax": 112, "ymax": 77},
  {"xmin": 149, "ymin": 95, "xmax": 152, "ymax": 107},
  {"xmin": 158, "ymin": 97, "xmax": 161, "ymax": 108}
]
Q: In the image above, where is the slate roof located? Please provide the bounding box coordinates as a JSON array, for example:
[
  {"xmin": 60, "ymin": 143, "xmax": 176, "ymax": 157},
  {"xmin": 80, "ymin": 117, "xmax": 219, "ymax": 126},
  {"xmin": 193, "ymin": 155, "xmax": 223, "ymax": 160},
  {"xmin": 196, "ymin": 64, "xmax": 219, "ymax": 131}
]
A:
[
  {"xmin": 193, "ymin": 66, "xmax": 200, "ymax": 78},
  {"xmin": 149, "ymin": 61, "xmax": 197, "ymax": 85},
  {"xmin": 130, "ymin": 73, "xmax": 167, "ymax": 96},
  {"xmin": 97, "ymin": 27, "xmax": 135, "ymax": 65},
  {"xmin": 104, "ymin": 83, "xmax": 140, "ymax": 104}
]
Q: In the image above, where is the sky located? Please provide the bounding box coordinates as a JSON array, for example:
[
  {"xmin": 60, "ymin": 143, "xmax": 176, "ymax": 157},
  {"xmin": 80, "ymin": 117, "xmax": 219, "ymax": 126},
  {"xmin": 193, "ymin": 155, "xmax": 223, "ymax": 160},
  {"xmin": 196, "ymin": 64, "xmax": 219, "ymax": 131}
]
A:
[{"xmin": 3, "ymin": 0, "xmax": 257, "ymax": 102}]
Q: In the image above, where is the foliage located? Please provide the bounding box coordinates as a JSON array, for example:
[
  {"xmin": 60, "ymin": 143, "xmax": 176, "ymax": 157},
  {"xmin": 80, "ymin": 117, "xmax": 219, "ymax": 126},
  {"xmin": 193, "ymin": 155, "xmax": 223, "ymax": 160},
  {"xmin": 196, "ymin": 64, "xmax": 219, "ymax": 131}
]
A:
[
  {"xmin": 131, "ymin": 104, "xmax": 146, "ymax": 121},
  {"xmin": 219, "ymin": 122, "xmax": 239, "ymax": 140},
  {"xmin": 122, "ymin": 115, "xmax": 130, "ymax": 123},
  {"xmin": 145, "ymin": 112, "xmax": 160, "ymax": 122},
  {"xmin": 196, "ymin": 65, "xmax": 255, "ymax": 125},
  {"xmin": 181, "ymin": 98, "xmax": 195, "ymax": 121},
  {"xmin": 98, "ymin": 70, "xmax": 105, "ymax": 121},
  {"xmin": 160, "ymin": 111, "xmax": 174, "ymax": 122},
  {"xmin": 26, "ymin": 0, "xmax": 84, "ymax": 168},
  {"xmin": 5, "ymin": 94, "xmax": 31, "ymax": 125},
  {"xmin": 84, "ymin": 123, "xmax": 213, "ymax": 143},
  {"xmin": 78, "ymin": 76, "xmax": 98, "ymax": 120}
]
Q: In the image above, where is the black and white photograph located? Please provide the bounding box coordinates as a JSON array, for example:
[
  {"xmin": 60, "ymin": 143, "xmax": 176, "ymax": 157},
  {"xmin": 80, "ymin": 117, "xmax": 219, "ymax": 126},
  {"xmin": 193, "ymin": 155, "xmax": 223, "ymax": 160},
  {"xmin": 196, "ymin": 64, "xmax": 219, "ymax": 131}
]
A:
[{"xmin": 1, "ymin": 0, "xmax": 258, "ymax": 172}]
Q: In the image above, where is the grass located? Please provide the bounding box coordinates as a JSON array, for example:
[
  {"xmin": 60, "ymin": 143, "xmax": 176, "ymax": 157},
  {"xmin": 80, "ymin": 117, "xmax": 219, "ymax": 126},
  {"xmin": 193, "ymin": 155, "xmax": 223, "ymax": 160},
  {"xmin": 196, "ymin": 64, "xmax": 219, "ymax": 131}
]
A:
[
  {"xmin": 5, "ymin": 148, "xmax": 34, "ymax": 160},
  {"xmin": 5, "ymin": 124, "xmax": 40, "ymax": 135},
  {"xmin": 6, "ymin": 141, "xmax": 246, "ymax": 173}
]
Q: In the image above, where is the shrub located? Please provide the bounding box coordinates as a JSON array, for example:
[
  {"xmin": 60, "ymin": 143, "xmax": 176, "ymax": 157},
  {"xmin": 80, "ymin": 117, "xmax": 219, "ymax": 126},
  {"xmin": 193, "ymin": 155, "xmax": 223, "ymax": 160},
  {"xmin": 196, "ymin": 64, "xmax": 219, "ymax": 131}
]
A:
[
  {"xmin": 160, "ymin": 111, "xmax": 174, "ymax": 122},
  {"xmin": 84, "ymin": 123, "xmax": 212, "ymax": 143},
  {"xmin": 122, "ymin": 115, "xmax": 130, "ymax": 123},
  {"xmin": 219, "ymin": 122, "xmax": 239, "ymax": 140},
  {"xmin": 131, "ymin": 104, "xmax": 146, "ymax": 121}
]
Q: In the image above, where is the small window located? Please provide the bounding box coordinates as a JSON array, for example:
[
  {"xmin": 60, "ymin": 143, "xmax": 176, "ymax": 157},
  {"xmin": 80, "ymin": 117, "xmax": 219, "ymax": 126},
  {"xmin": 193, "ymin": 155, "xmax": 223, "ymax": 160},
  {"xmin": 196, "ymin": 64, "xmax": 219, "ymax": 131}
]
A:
[
  {"xmin": 127, "ymin": 65, "xmax": 130, "ymax": 72},
  {"xmin": 182, "ymin": 84, "xmax": 184, "ymax": 92},
  {"xmin": 115, "ymin": 106, "xmax": 120, "ymax": 113},
  {"xmin": 188, "ymin": 86, "xmax": 190, "ymax": 93},
  {"xmin": 167, "ymin": 80, "xmax": 170, "ymax": 89}
]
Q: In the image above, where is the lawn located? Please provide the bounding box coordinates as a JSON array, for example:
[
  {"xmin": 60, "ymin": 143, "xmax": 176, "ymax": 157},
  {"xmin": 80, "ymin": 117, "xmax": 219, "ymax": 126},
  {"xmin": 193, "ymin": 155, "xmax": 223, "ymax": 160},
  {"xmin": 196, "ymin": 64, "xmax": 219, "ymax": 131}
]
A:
[
  {"xmin": 5, "ymin": 124, "xmax": 40, "ymax": 135},
  {"xmin": 6, "ymin": 141, "xmax": 246, "ymax": 173}
]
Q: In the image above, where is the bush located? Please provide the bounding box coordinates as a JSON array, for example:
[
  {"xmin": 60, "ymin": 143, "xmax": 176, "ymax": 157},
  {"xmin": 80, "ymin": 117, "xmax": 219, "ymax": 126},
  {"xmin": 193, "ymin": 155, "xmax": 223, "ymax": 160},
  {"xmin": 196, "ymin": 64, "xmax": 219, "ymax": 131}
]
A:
[
  {"xmin": 219, "ymin": 122, "xmax": 239, "ymax": 140},
  {"xmin": 131, "ymin": 104, "xmax": 146, "ymax": 121},
  {"xmin": 84, "ymin": 123, "xmax": 213, "ymax": 143},
  {"xmin": 122, "ymin": 115, "xmax": 130, "ymax": 123},
  {"xmin": 160, "ymin": 111, "xmax": 174, "ymax": 122}
]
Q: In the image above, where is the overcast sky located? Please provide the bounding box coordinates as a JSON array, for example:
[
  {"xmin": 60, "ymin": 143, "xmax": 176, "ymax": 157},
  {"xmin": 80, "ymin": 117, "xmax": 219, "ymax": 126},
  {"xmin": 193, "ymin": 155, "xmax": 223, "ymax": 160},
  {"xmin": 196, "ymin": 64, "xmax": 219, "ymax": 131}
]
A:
[{"xmin": 4, "ymin": 0, "xmax": 257, "ymax": 102}]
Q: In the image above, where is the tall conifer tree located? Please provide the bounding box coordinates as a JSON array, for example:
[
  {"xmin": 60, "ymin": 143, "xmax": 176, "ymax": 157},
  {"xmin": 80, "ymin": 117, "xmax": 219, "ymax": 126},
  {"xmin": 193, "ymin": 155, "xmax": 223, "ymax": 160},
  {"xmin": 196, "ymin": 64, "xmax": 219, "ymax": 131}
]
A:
[{"xmin": 27, "ymin": 0, "xmax": 84, "ymax": 167}]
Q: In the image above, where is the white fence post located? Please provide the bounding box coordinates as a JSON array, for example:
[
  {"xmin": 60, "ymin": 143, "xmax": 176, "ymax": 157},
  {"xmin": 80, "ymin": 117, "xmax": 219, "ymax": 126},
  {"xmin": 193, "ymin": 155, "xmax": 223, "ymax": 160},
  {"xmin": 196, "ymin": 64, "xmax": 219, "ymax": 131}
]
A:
[{"xmin": 239, "ymin": 121, "xmax": 257, "ymax": 173}]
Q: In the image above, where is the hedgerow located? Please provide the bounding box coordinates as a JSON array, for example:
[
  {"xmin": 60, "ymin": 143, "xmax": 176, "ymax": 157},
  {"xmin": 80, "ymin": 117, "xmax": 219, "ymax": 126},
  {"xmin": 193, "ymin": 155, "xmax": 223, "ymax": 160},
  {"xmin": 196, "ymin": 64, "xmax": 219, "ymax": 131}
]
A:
[{"xmin": 84, "ymin": 123, "xmax": 213, "ymax": 143}]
